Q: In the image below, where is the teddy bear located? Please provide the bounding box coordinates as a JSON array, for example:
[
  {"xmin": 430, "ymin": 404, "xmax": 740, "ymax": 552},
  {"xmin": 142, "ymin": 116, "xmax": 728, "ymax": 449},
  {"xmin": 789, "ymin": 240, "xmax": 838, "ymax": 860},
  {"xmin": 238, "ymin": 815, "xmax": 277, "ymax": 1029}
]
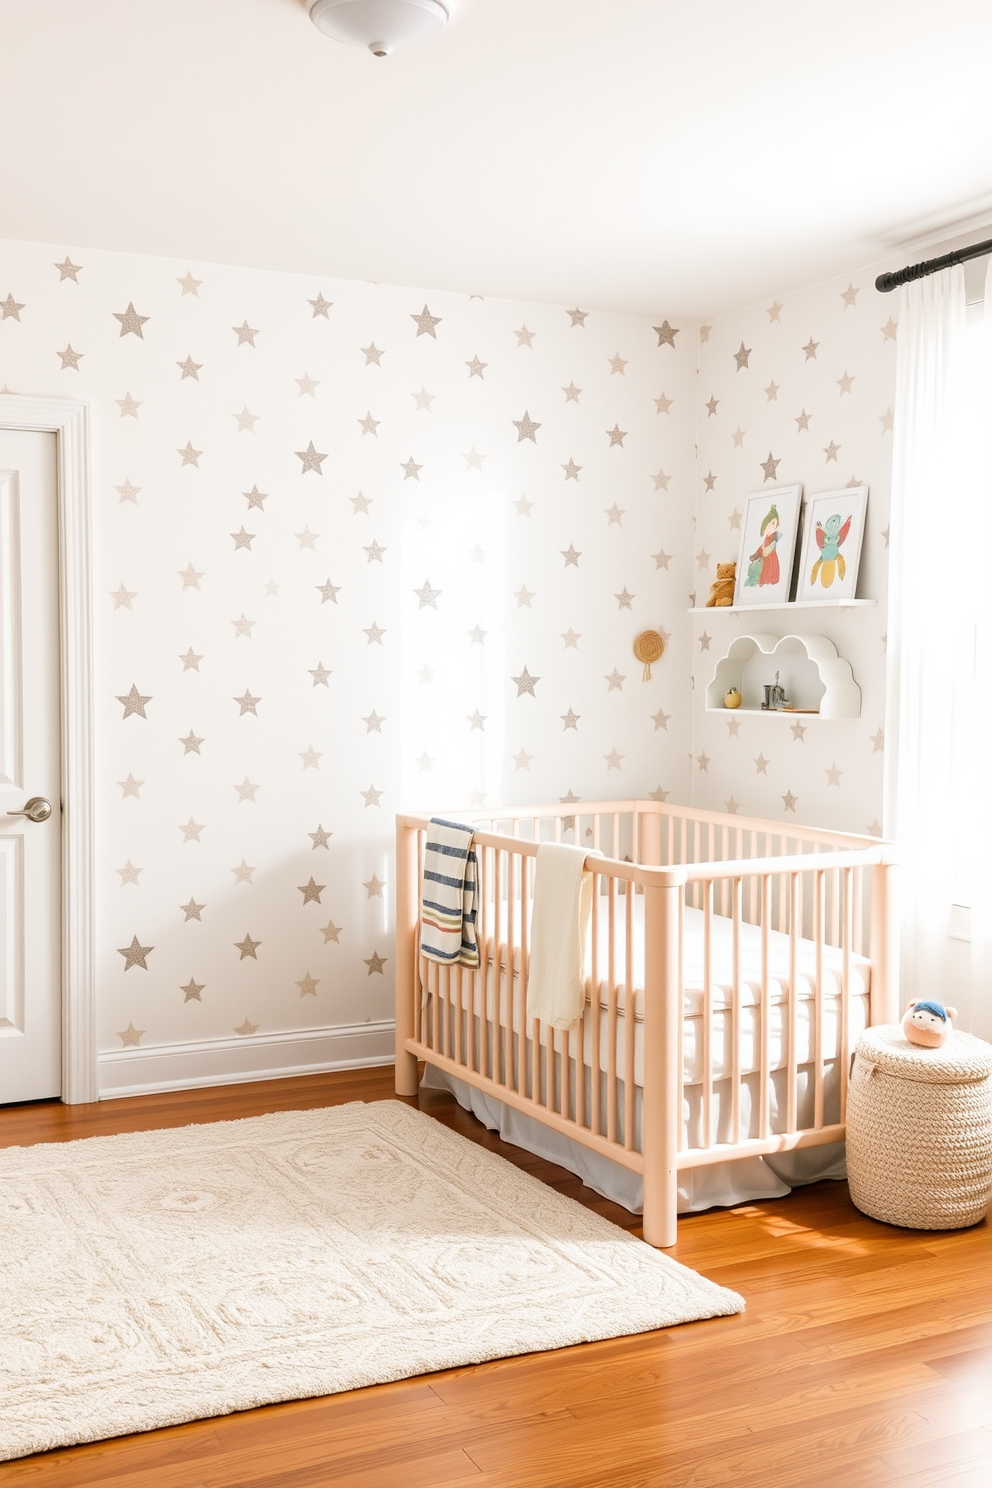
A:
[
  {"xmin": 705, "ymin": 562, "xmax": 736, "ymax": 607},
  {"xmin": 902, "ymin": 999, "xmax": 958, "ymax": 1048}
]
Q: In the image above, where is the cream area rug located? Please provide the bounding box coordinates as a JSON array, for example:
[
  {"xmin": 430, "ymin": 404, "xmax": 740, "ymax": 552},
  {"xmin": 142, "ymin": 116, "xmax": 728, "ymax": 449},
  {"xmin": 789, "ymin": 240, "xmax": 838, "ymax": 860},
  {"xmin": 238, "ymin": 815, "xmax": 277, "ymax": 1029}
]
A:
[{"xmin": 0, "ymin": 1100, "xmax": 743, "ymax": 1460}]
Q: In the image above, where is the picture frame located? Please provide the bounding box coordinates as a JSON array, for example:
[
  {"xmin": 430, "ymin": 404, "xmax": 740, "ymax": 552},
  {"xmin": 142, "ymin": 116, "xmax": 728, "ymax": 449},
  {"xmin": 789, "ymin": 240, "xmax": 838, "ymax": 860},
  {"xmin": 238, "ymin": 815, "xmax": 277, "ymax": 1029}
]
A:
[
  {"xmin": 733, "ymin": 485, "xmax": 803, "ymax": 607},
  {"xmin": 795, "ymin": 485, "xmax": 868, "ymax": 603}
]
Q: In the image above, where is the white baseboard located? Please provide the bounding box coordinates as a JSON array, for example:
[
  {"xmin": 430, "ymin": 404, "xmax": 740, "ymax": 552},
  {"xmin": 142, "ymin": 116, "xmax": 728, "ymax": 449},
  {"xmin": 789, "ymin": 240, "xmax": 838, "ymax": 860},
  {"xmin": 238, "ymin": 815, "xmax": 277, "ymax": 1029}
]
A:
[{"xmin": 97, "ymin": 1020, "xmax": 395, "ymax": 1099}]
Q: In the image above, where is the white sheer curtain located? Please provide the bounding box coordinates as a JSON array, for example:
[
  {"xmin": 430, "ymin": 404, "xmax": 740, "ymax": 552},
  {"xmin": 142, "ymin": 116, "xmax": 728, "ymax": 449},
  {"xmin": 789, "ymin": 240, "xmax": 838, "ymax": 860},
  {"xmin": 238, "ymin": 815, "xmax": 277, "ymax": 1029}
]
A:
[{"xmin": 888, "ymin": 263, "xmax": 992, "ymax": 1033}]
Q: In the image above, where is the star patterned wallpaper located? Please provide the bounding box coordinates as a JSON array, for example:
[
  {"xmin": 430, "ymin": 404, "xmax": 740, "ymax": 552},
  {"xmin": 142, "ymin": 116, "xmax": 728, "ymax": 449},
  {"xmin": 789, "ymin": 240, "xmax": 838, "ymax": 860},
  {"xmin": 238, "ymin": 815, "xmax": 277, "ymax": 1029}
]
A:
[
  {"xmin": 692, "ymin": 270, "xmax": 896, "ymax": 837},
  {"xmin": 0, "ymin": 238, "xmax": 698, "ymax": 1084}
]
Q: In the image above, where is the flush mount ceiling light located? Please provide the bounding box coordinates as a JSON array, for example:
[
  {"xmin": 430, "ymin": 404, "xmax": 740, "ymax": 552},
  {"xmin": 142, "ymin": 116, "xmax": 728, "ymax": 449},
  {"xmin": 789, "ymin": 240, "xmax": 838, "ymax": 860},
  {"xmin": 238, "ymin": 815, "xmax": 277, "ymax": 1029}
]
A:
[{"xmin": 308, "ymin": 0, "xmax": 450, "ymax": 58}]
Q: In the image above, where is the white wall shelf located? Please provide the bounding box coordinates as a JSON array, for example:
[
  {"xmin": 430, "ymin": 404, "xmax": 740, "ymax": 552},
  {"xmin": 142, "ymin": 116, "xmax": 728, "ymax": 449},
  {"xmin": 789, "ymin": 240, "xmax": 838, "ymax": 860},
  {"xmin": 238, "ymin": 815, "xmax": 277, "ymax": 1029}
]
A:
[
  {"xmin": 689, "ymin": 599, "xmax": 876, "ymax": 614},
  {"xmin": 706, "ymin": 632, "xmax": 861, "ymax": 719}
]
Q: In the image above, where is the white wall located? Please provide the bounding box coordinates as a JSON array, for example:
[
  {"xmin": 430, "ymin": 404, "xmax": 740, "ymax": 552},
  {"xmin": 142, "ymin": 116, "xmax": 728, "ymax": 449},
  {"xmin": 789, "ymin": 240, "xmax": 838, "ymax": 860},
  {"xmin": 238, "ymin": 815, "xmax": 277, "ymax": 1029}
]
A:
[{"xmin": 0, "ymin": 238, "xmax": 698, "ymax": 1092}]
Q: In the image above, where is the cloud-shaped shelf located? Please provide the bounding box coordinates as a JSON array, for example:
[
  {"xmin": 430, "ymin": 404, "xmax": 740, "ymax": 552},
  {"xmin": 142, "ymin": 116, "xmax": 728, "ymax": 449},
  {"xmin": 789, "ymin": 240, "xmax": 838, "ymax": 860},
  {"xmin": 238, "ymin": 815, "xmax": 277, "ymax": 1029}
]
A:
[{"xmin": 706, "ymin": 632, "xmax": 861, "ymax": 719}]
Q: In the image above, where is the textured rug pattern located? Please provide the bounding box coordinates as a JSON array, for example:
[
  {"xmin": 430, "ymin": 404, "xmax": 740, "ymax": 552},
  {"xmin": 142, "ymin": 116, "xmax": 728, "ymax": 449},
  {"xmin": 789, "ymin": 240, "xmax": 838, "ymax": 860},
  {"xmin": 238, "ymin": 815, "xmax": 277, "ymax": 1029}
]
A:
[{"xmin": 0, "ymin": 1100, "xmax": 743, "ymax": 1460}]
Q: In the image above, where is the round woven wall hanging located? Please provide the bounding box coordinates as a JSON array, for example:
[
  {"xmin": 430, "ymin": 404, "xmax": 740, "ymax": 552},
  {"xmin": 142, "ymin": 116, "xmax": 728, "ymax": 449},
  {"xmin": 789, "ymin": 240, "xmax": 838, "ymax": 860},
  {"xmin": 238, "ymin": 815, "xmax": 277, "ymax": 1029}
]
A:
[{"xmin": 633, "ymin": 629, "xmax": 665, "ymax": 680}]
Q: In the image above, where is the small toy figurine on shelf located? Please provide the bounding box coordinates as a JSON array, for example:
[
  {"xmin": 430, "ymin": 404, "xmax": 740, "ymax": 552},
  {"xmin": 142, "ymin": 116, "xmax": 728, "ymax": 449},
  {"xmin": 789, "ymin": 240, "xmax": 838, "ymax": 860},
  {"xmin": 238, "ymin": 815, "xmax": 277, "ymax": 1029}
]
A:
[{"xmin": 761, "ymin": 671, "xmax": 790, "ymax": 710}]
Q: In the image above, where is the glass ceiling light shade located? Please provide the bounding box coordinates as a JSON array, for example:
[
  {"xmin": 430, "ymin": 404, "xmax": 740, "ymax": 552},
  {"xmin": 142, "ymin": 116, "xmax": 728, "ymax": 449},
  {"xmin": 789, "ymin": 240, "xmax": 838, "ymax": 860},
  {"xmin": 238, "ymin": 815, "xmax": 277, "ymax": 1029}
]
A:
[{"xmin": 308, "ymin": 0, "xmax": 450, "ymax": 57}]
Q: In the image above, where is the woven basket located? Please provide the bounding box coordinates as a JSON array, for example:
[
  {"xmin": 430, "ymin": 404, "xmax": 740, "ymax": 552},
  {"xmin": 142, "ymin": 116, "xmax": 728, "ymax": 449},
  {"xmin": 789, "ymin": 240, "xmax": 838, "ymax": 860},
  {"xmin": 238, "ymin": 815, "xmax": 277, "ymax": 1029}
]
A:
[{"xmin": 847, "ymin": 1025, "xmax": 992, "ymax": 1230}]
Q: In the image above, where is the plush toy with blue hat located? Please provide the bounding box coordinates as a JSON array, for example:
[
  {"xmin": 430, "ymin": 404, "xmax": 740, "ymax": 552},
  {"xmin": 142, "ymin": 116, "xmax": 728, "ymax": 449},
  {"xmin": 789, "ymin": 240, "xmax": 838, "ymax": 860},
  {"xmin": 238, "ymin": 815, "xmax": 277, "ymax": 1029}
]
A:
[{"xmin": 902, "ymin": 999, "xmax": 958, "ymax": 1049}]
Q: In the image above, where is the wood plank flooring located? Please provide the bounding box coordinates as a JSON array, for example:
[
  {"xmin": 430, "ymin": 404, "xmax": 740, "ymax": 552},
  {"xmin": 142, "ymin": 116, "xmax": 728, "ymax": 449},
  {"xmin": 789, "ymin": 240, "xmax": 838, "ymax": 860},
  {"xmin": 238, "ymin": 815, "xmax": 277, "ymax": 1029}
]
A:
[{"xmin": 1, "ymin": 1067, "xmax": 990, "ymax": 1486}]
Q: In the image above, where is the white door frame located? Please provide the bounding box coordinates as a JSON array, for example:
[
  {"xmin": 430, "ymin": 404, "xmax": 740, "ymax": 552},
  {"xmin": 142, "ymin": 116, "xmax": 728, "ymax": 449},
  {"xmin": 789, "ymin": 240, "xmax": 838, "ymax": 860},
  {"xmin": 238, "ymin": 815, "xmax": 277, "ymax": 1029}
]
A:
[{"xmin": 0, "ymin": 396, "xmax": 95, "ymax": 1103}]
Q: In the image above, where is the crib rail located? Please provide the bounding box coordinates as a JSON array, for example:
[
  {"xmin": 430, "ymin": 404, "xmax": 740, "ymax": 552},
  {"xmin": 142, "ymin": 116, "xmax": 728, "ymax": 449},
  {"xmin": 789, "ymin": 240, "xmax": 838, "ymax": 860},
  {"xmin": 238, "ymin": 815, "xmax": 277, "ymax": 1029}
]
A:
[{"xmin": 395, "ymin": 803, "xmax": 897, "ymax": 1248}]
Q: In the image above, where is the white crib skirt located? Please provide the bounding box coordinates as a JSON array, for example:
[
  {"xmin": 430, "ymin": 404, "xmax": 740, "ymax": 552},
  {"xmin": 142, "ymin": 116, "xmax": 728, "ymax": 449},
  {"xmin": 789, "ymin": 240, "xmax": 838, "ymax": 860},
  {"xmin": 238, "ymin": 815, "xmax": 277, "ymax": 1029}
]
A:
[{"xmin": 423, "ymin": 1064, "xmax": 847, "ymax": 1214}]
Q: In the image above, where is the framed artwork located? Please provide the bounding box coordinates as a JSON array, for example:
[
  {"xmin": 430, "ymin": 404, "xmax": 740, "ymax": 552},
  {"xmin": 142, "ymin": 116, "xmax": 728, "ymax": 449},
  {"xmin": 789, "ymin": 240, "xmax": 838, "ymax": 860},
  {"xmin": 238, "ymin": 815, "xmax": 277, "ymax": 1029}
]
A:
[
  {"xmin": 733, "ymin": 485, "xmax": 803, "ymax": 606},
  {"xmin": 796, "ymin": 485, "xmax": 868, "ymax": 602}
]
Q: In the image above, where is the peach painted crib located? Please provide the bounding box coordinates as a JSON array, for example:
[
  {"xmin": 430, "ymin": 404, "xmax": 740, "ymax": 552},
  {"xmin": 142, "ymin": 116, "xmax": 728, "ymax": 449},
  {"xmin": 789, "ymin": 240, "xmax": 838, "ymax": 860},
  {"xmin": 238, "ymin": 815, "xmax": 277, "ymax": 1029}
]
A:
[{"xmin": 394, "ymin": 800, "xmax": 898, "ymax": 1248}]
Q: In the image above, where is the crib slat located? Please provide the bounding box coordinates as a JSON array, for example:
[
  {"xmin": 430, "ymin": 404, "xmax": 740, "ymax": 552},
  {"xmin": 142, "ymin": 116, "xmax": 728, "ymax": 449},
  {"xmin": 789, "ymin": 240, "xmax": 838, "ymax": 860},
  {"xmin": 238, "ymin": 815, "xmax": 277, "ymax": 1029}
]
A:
[
  {"xmin": 731, "ymin": 877, "xmax": 742, "ymax": 1145},
  {"xmin": 606, "ymin": 876, "xmax": 619, "ymax": 1145},
  {"xmin": 759, "ymin": 875, "xmax": 772, "ymax": 1140},
  {"xmin": 814, "ymin": 868, "xmax": 825, "ymax": 1130},
  {"xmin": 590, "ymin": 870, "xmax": 602, "ymax": 1137},
  {"xmin": 701, "ymin": 879, "xmax": 714, "ymax": 1153},
  {"xmin": 493, "ymin": 849, "xmax": 504, "ymax": 1087},
  {"xmin": 624, "ymin": 879, "xmax": 636, "ymax": 1151},
  {"xmin": 787, "ymin": 871, "xmax": 800, "ymax": 1134},
  {"xmin": 841, "ymin": 866, "xmax": 853, "ymax": 1125}
]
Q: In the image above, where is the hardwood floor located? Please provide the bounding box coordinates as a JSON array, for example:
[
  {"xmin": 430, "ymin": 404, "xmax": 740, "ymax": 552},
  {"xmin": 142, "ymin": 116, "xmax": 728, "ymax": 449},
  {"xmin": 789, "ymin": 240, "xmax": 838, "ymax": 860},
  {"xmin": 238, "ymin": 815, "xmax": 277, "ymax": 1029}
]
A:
[{"xmin": 1, "ymin": 1068, "xmax": 991, "ymax": 1487}]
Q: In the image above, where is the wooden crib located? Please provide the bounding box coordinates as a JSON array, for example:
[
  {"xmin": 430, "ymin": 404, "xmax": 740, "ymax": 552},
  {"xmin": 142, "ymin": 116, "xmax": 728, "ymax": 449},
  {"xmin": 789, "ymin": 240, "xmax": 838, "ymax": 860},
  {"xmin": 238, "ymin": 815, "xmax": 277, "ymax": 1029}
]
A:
[{"xmin": 394, "ymin": 800, "xmax": 898, "ymax": 1248}]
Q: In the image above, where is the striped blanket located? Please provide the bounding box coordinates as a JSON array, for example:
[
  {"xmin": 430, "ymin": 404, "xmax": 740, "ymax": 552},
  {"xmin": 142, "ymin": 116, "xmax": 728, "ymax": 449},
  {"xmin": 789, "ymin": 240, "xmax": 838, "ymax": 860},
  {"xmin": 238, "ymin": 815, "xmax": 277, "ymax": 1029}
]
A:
[{"xmin": 420, "ymin": 817, "xmax": 480, "ymax": 967}]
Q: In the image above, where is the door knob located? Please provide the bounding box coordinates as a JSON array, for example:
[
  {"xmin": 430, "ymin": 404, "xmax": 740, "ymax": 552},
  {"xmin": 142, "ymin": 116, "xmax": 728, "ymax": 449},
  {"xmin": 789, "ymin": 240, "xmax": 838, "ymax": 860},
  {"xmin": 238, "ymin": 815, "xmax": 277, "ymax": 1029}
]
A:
[{"xmin": 6, "ymin": 796, "xmax": 53, "ymax": 823}]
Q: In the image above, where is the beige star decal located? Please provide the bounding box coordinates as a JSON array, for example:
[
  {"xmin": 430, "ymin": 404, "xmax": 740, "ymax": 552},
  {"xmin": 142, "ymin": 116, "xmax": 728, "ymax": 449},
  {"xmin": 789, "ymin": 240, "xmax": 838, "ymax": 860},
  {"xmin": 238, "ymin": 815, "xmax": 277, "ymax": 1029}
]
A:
[
  {"xmin": 233, "ymin": 406, "xmax": 259, "ymax": 434},
  {"xmin": 561, "ymin": 708, "xmax": 580, "ymax": 730},
  {"xmin": 765, "ymin": 381, "xmax": 779, "ymax": 403},
  {"xmin": 296, "ymin": 440, "xmax": 327, "ymax": 474},
  {"xmin": 234, "ymin": 933, "xmax": 260, "ymax": 960},
  {"xmin": 361, "ymin": 783, "xmax": 383, "ymax": 807},
  {"xmin": 113, "ymin": 302, "xmax": 149, "ymax": 338},
  {"xmin": 401, "ymin": 456, "xmax": 422, "ymax": 480},
  {"xmin": 698, "ymin": 632, "xmax": 712, "ymax": 652},
  {"xmin": 411, "ymin": 387, "xmax": 435, "ymax": 414},
  {"xmin": 411, "ymin": 304, "xmax": 441, "ymax": 337},
  {"xmin": 733, "ymin": 341, "xmax": 751, "ymax": 371},
  {"xmin": 605, "ymin": 670, "xmax": 625, "ymax": 691},
  {"xmin": 782, "ymin": 790, "xmax": 798, "ymax": 813},
  {"xmin": 180, "ymin": 818, "xmax": 205, "ymax": 843},
  {"xmin": 351, "ymin": 491, "xmax": 373, "ymax": 513},
  {"xmin": 795, "ymin": 409, "xmax": 812, "ymax": 432},
  {"xmin": 880, "ymin": 318, "xmax": 897, "ymax": 342},
  {"xmin": 300, "ymin": 745, "xmax": 323, "ymax": 770},
  {"xmin": 298, "ymin": 876, "xmax": 325, "ymax": 905},
  {"xmin": 363, "ymin": 539, "xmax": 386, "ymax": 563},
  {"xmin": 767, "ymin": 301, "xmax": 783, "ymax": 322},
  {"xmin": 606, "ymin": 424, "xmax": 627, "ymax": 447},
  {"xmin": 463, "ymin": 447, "xmax": 484, "ymax": 469},
  {"xmin": 231, "ymin": 614, "xmax": 255, "ymax": 639},
  {"xmin": 180, "ymin": 898, "xmax": 205, "ymax": 921},
  {"xmin": 802, "ymin": 337, "xmax": 819, "ymax": 360},
  {"xmin": 870, "ymin": 728, "xmax": 885, "ymax": 752},
  {"xmin": 605, "ymin": 504, "xmax": 624, "ymax": 526},
  {"xmin": 310, "ymin": 662, "xmax": 331, "ymax": 687},
  {"xmin": 115, "ymin": 478, "xmax": 141, "ymax": 503},
  {"xmin": 321, "ymin": 920, "xmax": 342, "ymax": 943},
  {"xmin": 754, "ymin": 754, "xmax": 770, "ymax": 775},
  {"xmin": 118, "ymin": 684, "xmax": 151, "ymax": 719},
  {"xmin": 695, "ymin": 752, "xmax": 710, "ymax": 773},
  {"xmin": 837, "ymin": 372, "xmax": 855, "ymax": 396},
  {"xmin": 296, "ymin": 372, "xmax": 319, "ymax": 397},
  {"xmin": 55, "ymin": 257, "xmax": 83, "ymax": 282},
  {"xmin": 825, "ymin": 763, "xmax": 843, "ymax": 786},
  {"xmin": 823, "ymin": 440, "xmax": 840, "ymax": 463},
  {"xmin": 181, "ymin": 978, "xmax": 205, "ymax": 1002},
  {"xmin": 468, "ymin": 625, "xmax": 486, "ymax": 644},
  {"xmin": 297, "ymin": 973, "xmax": 319, "ymax": 998},
  {"xmin": 1, "ymin": 293, "xmax": 25, "ymax": 320},
  {"xmin": 228, "ymin": 527, "xmax": 254, "ymax": 553},
  {"xmin": 177, "ymin": 271, "xmax": 202, "ymax": 295},
  {"xmin": 562, "ymin": 381, "xmax": 582, "ymax": 402},
  {"xmin": 234, "ymin": 690, "xmax": 261, "ymax": 716},
  {"xmin": 296, "ymin": 527, "xmax": 319, "ymax": 549},
  {"xmin": 841, "ymin": 283, "xmax": 860, "ymax": 308},
  {"xmin": 363, "ymin": 873, "xmax": 384, "ymax": 899},
  {"xmin": 568, "ymin": 307, "xmax": 588, "ymax": 327},
  {"xmin": 651, "ymin": 708, "xmax": 670, "ymax": 731},
  {"xmin": 180, "ymin": 729, "xmax": 203, "ymax": 755},
  {"xmin": 177, "ymin": 355, "xmax": 202, "ymax": 380},
  {"xmin": 696, "ymin": 548, "xmax": 711, "ymax": 569},
  {"xmin": 561, "ymin": 458, "xmax": 581, "ymax": 481},
  {"xmin": 790, "ymin": 720, "xmax": 807, "ymax": 741},
  {"xmin": 416, "ymin": 752, "xmax": 434, "ymax": 772},
  {"xmin": 110, "ymin": 583, "xmax": 137, "ymax": 610},
  {"xmin": 232, "ymin": 860, "xmax": 256, "ymax": 885},
  {"xmin": 655, "ymin": 391, "xmax": 672, "ymax": 413},
  {"xmin": 118, "ymin": 935, "xmax": 153, "ymax": 971},
  {"xmin": 761, "ymin": 451, "xmax": 781, "ymax": 481},
  {"xmin": 514, "ymin": 586, "xmax": 535, "ymax": 608},
  {"xmin": 177, "ymin": 441, "xmax": 202, "ymax": 467},
  {"xmin": 234, "ymin": 777, "xmax": 259, "ymax": 804},
  {"xmin": 728, "ymin": 510, "xmax": 743, "ymax": 531},
  {"xmin": 703, "ymin": 471, "xmax": 716, "ymax": 491},
  {"xmin": 732, "ymin": 427, "xmax": 746, "ymax": 447},
  {"xmin": 608, "ymin": 352, "xmax": 628, "ymax": 375},
  {"xmin": 514, "ymin": 325, "xmax": 535, "ymax": 347},
  {"xmin": 363, "ymin": 710, "xmax": 385, "ymax": 732},
  {"xmin": 652, "ymin": 468, "xmax": 670, "ymax": 492},
  {"xmin": 468, "ymin": 710, "xmax": 487, "ymax": 731},
  {"xmin": 513, "ymin": 748, "xmax": 533, "ymax": 770},
  {"xmin": 234, "ymin": 1017, "xmax": 260, "ymax": 1035},
  {"xmin": 604, "ymin": 748, "xmax": 624, "ymax": 771},
  {"xmin": 309, "ymin": 824, "xmax": 332, "ymax": 849},
  {"xmin": 561, "ymin": 628, "xmax": 581, "ymax": 648},
  {"xmin": 415, "ymin": 579, "xmax": 441, "ymax": 608},
  {"xmin": 117, "ymin": 1022, "xmax": 144, "ymax": 1047},
  {"xmin": 649, "ymin": 786, "xmax": 670, "ymax": 803},
  {"xmin": 239, "ymin": 488, "xmax": 266, "ymax": 515},
  {"xmin": 653, "ymin": 321, "xmax": 678, "ymax": 347},
  {"xmin": 364, "ymin": 621, "xmax": 385, "ymax": 645},
  {"xmin": 364, "ymin": 952, "xmax": 387, "ymax": 975},
  {"xmin": 705, "ymin": 396, "xmax": 719, "ymax": 417},
  {"xmin": 116, "ymin": 860, "xmax": 142, "ymax": 886},
  {"xmin": 232, "ymin": 320, "xmax": 259, "ymax": 347},
  {"xmin": 514, "ymin": 494, "xmax": 535, "ymax": 517},
  {"xmin": 615, "ymin": 587, "xmax": 635, "ymax": 610},
  {"xmin": 879, "ymin": 408, "xmax": 894, "ymax": 433},
  {"xmin": 118, "ymin": 773, "xmax": 143, "ymax": 798},
  {"xmin": 178, "ymin": 563, "xmax": 204, "ymax": 589},
  {"xmin": 562, "ymin": 544, "xmax": 581, "ymax": 567},
  {"xmin": 358, "ymin": 411, "xmax": 380, "ymax": 437},
  {"xmin": 726, "ymin": 717, "xmax": 742, "ymax": 737},
  {"xmin": 361, "ymin": 342, "xmax": 384, "ymax": 364},
  {"xmin": 652, "ymin": 548, "xmax": 671, "ymax": 569},
  {"xmin": 309, "ymin": 292, "xmax": 333, "ymax": 317},
  {"xmin": 57, "ymin": 344, "xmax": 83, "ymax": 370},
  {"xmin": 513, "ymin": 410, "xmax": 541, "ymax": 442}
]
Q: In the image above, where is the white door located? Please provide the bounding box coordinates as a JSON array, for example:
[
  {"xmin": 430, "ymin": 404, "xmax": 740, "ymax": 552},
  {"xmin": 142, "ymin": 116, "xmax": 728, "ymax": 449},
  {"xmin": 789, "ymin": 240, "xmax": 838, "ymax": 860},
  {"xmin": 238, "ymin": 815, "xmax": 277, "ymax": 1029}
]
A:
[{"xmin": 0, "ymin": 430, "xmax": 62, "ymax": 1103}]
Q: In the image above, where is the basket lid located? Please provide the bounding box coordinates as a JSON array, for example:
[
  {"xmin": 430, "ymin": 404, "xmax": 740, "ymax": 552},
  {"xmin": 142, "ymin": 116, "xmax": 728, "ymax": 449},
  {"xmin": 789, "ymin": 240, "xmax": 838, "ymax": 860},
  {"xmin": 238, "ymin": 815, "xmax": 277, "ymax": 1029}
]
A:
[{"xmin": 855, "ymin": 1025, "xmax": 992, "ymax": 1084}]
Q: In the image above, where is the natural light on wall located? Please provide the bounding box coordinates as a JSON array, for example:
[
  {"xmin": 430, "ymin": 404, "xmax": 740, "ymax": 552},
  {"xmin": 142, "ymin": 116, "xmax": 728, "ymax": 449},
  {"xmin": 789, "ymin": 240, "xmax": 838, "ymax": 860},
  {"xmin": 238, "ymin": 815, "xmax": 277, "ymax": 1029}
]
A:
[{"xmin": 400, "ymin": 478, "xmax": 507, "ymax": 813}]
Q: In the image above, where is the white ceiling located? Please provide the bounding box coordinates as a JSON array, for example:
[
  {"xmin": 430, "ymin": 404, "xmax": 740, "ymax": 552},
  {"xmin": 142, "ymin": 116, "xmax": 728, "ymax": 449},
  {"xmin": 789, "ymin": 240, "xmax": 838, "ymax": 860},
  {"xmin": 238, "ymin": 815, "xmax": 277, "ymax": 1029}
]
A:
[{"xmin": 3, "ymin": 0, "xmax": 992, "ymax": 320}]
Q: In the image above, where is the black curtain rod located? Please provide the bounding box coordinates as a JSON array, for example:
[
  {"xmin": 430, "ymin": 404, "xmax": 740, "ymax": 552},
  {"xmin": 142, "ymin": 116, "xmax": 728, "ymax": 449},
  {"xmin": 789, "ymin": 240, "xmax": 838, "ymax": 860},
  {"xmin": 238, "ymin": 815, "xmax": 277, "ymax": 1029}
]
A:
[{"xmin": 875, "ymin": 235, "xmax": 992, "ymax": 292}]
